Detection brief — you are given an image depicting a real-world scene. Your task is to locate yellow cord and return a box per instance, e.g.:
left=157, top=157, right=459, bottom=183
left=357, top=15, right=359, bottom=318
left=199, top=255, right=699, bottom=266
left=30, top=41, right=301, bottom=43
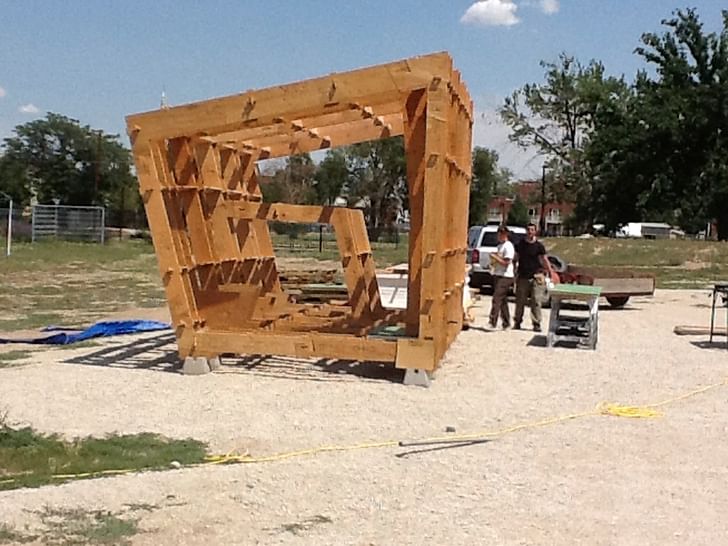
left=1, top=377, right=726, bottom=485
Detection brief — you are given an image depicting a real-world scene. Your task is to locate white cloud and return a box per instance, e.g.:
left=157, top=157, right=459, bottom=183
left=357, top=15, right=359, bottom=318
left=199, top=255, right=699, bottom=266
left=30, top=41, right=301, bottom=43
left=0, top=86, right=6, bottom=98
left=540, top=0, right=559, bottom=14
left=461, top=0, right=520, bottom=27
left=19, top=103, right=39, bottom=114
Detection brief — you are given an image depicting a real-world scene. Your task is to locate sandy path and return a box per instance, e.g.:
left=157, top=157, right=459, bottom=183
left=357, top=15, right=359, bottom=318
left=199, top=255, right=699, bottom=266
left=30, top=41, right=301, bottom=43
left=1, top=289, right=727, bottom=545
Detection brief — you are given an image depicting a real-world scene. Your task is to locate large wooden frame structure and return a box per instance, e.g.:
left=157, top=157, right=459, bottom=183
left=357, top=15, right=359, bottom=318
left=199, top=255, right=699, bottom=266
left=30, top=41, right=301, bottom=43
left=126, top=52, right=473, bottom=373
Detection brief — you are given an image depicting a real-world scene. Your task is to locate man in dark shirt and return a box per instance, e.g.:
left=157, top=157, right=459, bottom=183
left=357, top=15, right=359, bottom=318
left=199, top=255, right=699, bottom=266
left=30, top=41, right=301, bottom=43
left=513, top=223, right=554, bottom=332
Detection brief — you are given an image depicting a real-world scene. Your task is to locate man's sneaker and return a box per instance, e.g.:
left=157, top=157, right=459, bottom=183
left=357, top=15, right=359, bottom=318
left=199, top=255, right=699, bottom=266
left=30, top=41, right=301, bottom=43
left=488, top=319, right=497, bottom=329
left=502, top=323, right=510, bottom=330
left=513, top=322, right=522, bottom=330
left=533, top=324, right=542, bottom=332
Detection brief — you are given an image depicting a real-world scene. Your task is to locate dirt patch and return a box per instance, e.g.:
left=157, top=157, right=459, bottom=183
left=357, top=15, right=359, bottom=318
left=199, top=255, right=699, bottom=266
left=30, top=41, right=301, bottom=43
left=0, top=289, right=726, bottom=544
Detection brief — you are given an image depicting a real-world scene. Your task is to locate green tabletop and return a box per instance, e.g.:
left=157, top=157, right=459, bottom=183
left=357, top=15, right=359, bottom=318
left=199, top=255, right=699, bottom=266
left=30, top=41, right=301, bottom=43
left=550, top=284, right=602, bottom=298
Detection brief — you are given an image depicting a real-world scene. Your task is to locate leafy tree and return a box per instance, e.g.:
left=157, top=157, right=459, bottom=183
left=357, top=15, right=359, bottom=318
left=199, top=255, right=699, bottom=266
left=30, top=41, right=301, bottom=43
left=501, top=54, right=630, bottom=222
left=507, top=195, right=530, bottom=226
left=313, top=149, right=348, bottom=205
left=0, top=113, right=135, bottom=208
left=586, top=9, right=728, bottom=237
left=469, top=147, right=509, bottom=226
left=346, top=137, right=406, bottom=241
left=260, top=153, right=317, bottom=238
left=261, top=153, right=316, bottom=205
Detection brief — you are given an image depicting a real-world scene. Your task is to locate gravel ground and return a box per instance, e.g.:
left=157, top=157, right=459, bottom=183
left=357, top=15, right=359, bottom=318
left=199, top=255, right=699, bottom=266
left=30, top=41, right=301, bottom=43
left=1, top=289, right=727, bottom=545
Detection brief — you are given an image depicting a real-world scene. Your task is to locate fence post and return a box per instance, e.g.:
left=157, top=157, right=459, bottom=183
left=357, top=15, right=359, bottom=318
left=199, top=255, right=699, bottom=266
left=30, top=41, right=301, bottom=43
left=0, top=192, right=11, bottom=257
left=100, top=207, right=106, bottom=244
left=6, top=199, right=11, bottom=257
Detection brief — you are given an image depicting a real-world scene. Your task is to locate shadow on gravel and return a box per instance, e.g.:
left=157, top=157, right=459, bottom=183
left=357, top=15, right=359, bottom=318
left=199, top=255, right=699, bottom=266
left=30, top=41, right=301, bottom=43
left=63, top=333, right=405, bottom=383
left=690, top=340, right=728, bottom=351
left=62, top=332, right=179, bottom=373
left=220, top=354, right=405, bottom=384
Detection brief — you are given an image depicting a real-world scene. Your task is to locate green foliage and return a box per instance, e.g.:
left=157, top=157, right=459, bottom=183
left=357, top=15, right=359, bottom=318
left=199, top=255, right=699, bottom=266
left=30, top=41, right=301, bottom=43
left=0, top=113, right=136, bottom=209
left=586, top=8, right=728, bottom=237
left=507, top=195, right=530, bottom=226
left=261, top=153, right=317, bottom=205
left=313, top=149, right=348, bottom=205
left=346, top=137, right=407, bottom=241
left=469, top=147, right=509, bottom=226
left=503, top=8, right=728, bottom=239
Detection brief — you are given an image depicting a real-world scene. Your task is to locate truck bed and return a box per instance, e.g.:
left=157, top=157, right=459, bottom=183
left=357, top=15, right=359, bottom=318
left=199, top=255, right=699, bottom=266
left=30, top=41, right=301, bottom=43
left=561, top=265, right=656, bottom=298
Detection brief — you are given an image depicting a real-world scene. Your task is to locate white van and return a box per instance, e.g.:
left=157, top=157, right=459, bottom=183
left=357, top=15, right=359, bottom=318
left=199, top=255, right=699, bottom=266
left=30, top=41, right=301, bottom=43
left=467, top=224, right=527, bottom=289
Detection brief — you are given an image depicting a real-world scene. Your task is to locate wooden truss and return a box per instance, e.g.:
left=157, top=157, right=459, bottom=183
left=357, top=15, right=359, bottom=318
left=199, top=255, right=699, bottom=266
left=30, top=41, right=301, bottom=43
left=126, top=52, right=473, bottom=372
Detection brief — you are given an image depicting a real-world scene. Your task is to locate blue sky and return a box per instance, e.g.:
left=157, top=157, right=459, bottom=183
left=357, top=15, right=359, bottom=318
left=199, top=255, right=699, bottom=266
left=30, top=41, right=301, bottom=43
left=1, top=0, right=725, bottom=179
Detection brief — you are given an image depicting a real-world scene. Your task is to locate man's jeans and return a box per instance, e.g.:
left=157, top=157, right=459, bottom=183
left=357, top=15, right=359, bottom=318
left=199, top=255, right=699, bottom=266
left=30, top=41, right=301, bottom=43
left=514, top=276, right=544, bottom=327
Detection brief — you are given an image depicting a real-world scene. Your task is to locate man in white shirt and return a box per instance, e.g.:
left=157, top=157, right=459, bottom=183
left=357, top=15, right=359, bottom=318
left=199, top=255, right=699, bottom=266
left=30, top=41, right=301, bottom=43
left=489, top=225, right=515, bottom=329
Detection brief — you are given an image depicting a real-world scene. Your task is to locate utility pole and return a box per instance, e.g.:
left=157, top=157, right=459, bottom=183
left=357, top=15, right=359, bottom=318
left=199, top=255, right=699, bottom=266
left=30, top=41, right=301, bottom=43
left=540, top=164, right=547, bottom=236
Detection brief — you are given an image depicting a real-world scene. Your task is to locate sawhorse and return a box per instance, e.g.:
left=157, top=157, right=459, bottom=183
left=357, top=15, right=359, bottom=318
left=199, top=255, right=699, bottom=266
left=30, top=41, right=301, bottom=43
left=547, top=284, right=602, bottom=350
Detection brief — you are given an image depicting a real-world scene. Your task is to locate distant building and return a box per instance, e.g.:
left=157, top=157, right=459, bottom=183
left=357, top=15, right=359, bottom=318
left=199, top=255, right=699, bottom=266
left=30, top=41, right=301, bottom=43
left=485, top=181, right=575, bottom=236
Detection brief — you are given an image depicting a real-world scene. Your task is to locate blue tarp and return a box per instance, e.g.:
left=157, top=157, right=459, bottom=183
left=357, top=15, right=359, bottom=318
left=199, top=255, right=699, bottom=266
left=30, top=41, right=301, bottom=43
left=0, top=320, right=171, bottom=345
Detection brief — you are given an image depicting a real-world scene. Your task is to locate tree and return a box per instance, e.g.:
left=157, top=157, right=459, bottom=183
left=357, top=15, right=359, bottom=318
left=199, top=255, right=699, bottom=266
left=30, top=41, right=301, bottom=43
left=469, top=147, right=509, bottom=226
left=313, top=149, right=348, bottom=205
left=260, top=153, right=317, bottom=238
left=346, top=137, right=406, bottom=241
left=261, top=153, right=317, bottom=205
left=585, top=9, right=728, bottom=236
left=0, top=113, right=136, bottom=208
left=507, top=195, right=530, bottom=226
left=500, top=55, right=630, bottom=220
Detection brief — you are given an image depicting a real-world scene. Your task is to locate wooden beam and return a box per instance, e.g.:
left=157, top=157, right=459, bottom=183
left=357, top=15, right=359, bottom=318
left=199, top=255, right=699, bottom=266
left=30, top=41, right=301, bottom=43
left=231, top=115, right=404, bottom=159
left=403, top=88, right=428, bottom=337
left=192, top=330, right=399, bottom=362
left=225, top=201, right=337, bottom=224
left=208, top=101, right=403, bottom=145
left=126, top=52, right=452, bottom=141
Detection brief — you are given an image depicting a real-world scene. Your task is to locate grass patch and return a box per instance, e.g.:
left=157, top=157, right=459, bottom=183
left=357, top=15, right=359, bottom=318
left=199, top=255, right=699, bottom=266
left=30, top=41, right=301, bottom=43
left=0, top=241, right=164, bottom=333
left=545, top=237, right=728, bottom=289
left=0, top=426, right=207, bottom=491
left=0, top=313, right=66, bottom=332
left=0, top=350, right=31, bottom=365
left=35, top=507, right=139, bottom=545
left=0, top=507, right=141, bottom=545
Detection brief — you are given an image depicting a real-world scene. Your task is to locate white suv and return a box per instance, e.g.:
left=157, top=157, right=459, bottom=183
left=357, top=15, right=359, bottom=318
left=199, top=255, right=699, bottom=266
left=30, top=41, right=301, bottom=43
left=467, top=224, right=527, bottom=289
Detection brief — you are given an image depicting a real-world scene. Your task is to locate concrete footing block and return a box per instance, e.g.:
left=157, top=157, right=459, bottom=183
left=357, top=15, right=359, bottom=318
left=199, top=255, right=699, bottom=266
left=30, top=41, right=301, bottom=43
left=208, top=356, right=222, bottom=371
left=403, top=368, right=432, bottom=387
left=182, top=356, right=212, bottom=375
